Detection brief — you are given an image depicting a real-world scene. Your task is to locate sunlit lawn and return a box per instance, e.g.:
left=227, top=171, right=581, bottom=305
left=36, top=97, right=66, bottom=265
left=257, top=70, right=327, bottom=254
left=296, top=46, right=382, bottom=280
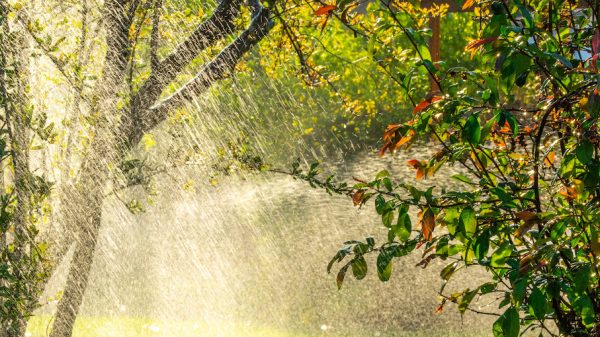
left=26, top=315, right=491, bottom=337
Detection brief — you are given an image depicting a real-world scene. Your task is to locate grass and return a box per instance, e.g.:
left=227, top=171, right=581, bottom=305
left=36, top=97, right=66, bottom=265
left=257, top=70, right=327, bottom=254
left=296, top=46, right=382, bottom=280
left=26, top=316, right=491, bottom=337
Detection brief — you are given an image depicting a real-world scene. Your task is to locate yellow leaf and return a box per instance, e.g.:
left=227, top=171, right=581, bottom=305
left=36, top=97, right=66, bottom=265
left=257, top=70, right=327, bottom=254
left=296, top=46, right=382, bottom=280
left=141, top=133, right=156, bottom=151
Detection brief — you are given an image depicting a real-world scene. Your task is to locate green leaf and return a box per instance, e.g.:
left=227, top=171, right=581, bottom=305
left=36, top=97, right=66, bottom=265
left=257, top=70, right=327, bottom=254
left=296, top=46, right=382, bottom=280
left=394, top=212, right=412, bottom=241
left=502, top=307, right=520, bottom=337
left=337, top=263, right=350, bottom=290
left=382, top=210, right=394, bottom=227
left=351, top=256, right=368, bottom=280
left=458, top=289, right=478, bottom=315
left=576, top=140, right=594, bottom=164
left=375, top=195, right=386, bottom=214
left=474, top=230, right=490, bottom=261
left=440, top=261, right=458, bottom=281
left=451, top=174, right=474, bottom=185
left=459, top=207, right=477, bottom=237
left=382, top=177, right=393, bottom=192
left=528, top=287, right=547, bottom=320
left=574, top=295, right=596, bottom=328
left=463, top=115, right=481, bottom=145
left=490, top=243, right=512, bottom=267
left=375, top=170, right=390, bottom=179
left=377, top=251, right=393, bottom=282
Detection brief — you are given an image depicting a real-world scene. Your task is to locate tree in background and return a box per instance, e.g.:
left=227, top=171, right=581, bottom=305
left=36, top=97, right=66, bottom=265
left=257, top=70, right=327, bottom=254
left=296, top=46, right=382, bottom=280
left=278, top=0, right=599, bottom=336
left=0, top=2, right=52, bottom=335
left=1, top=0, right=272, bottom=336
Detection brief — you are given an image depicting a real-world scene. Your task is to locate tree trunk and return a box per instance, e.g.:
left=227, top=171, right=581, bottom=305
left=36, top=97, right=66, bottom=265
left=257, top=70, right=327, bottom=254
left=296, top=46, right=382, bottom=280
left=48, top=191, right=104, bottom=337
left=49, top=0, right=131, bottom=333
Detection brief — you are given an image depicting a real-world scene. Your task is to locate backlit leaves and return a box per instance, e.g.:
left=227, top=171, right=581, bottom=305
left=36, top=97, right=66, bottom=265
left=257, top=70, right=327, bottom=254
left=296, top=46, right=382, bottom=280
left=419, top=207, right=435, bottom=241
left=314, top=5, right=336, bottom=16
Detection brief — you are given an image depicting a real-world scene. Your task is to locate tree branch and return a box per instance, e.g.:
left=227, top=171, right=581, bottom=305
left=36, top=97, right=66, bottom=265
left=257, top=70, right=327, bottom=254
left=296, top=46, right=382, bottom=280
left=126, top=3, right=273, bottom=146
left=131, top=0, right=244, bottom=114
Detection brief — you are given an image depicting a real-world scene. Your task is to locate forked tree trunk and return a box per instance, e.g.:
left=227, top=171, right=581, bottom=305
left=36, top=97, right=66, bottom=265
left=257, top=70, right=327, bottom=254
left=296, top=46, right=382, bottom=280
left=47, top=1, right=272, bottom=335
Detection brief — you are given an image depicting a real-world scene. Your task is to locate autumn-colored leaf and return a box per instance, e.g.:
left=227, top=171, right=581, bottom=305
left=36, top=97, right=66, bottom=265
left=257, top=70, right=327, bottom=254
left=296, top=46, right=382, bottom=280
left=407, top=159, right=421, bottom=169
left=415, top=254, right=437, bottom=268
left=515, top=210, right=538, bottom=222
left=419, top=208, right=436, bottom=241
left=559, top=186, right=578, bottom=200
left=352, top=190, right=366, bottom=206
left=395, top=129, right=415, bottom=148
left=412, top=96, right=442, bottom=115
left=435, top=298, right=447, bottom=313
left=413, top=100, right=430, bottom=115
left=407, top=159, right=427, bottom=180
left=544, top=151, right=555, bottom=167
left=519, top=254, right=534, bottom=273
left=462, top=0, right=475, bottom=10
left=515, top=211, right=538, bottom=237
left=314, top=5, right=336, bottom=16
left=465, top=36, right=498, bottom=58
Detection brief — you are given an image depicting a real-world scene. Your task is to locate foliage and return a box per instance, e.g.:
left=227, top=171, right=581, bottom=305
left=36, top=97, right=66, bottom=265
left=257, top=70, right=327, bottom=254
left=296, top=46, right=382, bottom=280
left=234, top=0, right=481, bottom=149
left=0, top=6, right=53, bottom=336
left=284, top=0, right=600, bottom=336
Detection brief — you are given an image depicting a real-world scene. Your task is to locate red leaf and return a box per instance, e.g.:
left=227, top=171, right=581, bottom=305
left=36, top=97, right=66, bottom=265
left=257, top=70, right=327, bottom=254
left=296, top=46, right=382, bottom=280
left=314, top=5, right=336, bottom=16
left=412, top=100, right=431, bottom=115
left=407, top=159, right=421, bottom=169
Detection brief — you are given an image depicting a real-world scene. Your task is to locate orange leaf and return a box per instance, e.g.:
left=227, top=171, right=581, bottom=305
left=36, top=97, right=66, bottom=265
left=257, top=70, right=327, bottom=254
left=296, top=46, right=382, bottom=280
left=314, top=5, right=336, bottom=16
left=382, top=124, right=401, bottom=142
left=544, top=151, right=555, bottom=167
left=378, top=142, right=391, bottom=157
left=462, top=0, right=475, bottom=10
left=559, top=186, right=578, bottom=200
left=407, top=159, right=421, bottom=169
left=392, top=129, right=415, bottom=152
left=413, top=100, right=430, bottom=115
left=415, top=167, right=425, bottom=180
left=419, top=208, right=436, bottom=241
left=407, top=159, right=426, bottom=180
left=465, top=37, right=498, bottom=58
left=412, top=96, right=442, bottom=115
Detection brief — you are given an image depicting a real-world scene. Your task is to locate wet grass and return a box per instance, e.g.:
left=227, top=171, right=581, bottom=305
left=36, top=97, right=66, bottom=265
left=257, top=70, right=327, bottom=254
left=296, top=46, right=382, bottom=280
left=26, top=315, right=491, bottom=337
